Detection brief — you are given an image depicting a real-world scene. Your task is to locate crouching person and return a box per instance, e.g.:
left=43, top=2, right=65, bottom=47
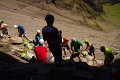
left=34, top=39, right=50, bottom=64
left=100, top=46, right=114, bottom=67
left=21, top=50, right=36, bottom=63
left=0, top=20, right=11, bottom=38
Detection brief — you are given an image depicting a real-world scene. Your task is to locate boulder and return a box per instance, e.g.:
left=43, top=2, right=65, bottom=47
left=9, top=37, right=23, bottom=44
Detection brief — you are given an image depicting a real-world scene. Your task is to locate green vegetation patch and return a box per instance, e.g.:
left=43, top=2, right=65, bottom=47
left=103, top=3, right=120, bottom=26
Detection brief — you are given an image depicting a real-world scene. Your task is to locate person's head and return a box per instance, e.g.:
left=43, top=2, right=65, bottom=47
left=14, top=25, right=18, bottom=29
left=100, top=46, right=105, bottom=52
left=39, top=39, right=44, bottom=46
left=0, top=20, right=3, bottom=26
left=36, top=30, right=40, bottom=34
left=0, top=20, right=3, bottom=23
left=84, top=39, right=89, bottom=44
left=45, top=14, right=54, bottom=26
left=71, top=37, right=76, bottom=43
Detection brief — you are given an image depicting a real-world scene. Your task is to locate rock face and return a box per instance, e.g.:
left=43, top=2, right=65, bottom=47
left=0, top=61, right=115, bottom=80
left=83, top=0, right=104, bottom=13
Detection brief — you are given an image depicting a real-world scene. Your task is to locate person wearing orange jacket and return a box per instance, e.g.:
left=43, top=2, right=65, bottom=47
left=61, top=36, right=71, bottom=56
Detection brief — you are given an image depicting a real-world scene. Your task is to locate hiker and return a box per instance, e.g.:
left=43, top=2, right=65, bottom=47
left=0, top=20, right=11, bottom=38
left=33, top=30, right=42, bottom=46
left=70, top=37, right=84, bottom=62
left=42, top=14, right=62, bottom=67
left=21, top=50, right=36, bottom=62
left=14, top=24, right=29, bottom=40
left=100, top=46, right=114, bottom=67
left=84, top=39, right=95, bottom=59
left=24, top=40, right=33, bottom=50
left=34, top=39, right=51, bottom=64
left=61, top=36, right=71, bottom=57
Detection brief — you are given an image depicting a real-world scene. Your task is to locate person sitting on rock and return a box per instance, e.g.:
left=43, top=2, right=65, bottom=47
left=14, top=24, right=29, bottom=40
left=84, top=39, right=95, bottom=59
left=0, top=20, right=11, bottom=38
left=33, top=30, right=42, bottom=46
left=100, top=46, right=114, bottom=67
left=70, top=37, right=84, bottom=62
left=34, top=39, right=51, bottom=64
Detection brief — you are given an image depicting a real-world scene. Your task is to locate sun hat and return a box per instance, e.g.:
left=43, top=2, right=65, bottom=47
left=45, top=14, right=54, bottom=21
left=84, top=39, right=88, bottom=43
left=14, top=25, right=18, bottom=28
left=39, top=39, right=44, bottom=45
left=71, top=37, right=76, bottom=42
left=37, top=30, right=40, bottom=33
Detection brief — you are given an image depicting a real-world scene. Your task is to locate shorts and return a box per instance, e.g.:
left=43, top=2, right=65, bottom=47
left=19, top=30, right=26, bottom=37
left=71, top=52, right=80, bottom=58
left=104, top=58, right=114, bottom=64
left=62, top=43, right=70, bottom=50
left=88, top=45, right=95, bottom=56
left=49, top=44, right=62, bottom=62
left=2, top=29, right=8, bottom=34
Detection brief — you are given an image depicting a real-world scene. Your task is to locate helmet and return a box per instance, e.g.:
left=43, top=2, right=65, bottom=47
left=39, top=39, right=44, bottom=45
left=37, top=30, right=40, bottom=33
left=45, top=14, right=54, bottom=21
left=14, top=25, right=18, bottom=28
left=71, top=37, right=76, bottom=42
left=84, top=39, right=88, bottom=43
left=0, top=20, right=3, bottom=23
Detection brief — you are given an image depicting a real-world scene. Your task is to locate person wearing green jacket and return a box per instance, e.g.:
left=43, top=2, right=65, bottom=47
left=70, top=37, right=84, bottom=62
left=100, top=46, right=114, bottom=66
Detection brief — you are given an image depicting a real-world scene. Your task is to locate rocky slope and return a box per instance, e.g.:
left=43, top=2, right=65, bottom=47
left=0, top=0, right=120, bottom=80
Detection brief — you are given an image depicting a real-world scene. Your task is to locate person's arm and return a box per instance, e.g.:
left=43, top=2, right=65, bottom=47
left=23, top=34, right=29, bottom=41
left=70, top=43, right=74, bottom=53
left=58, top=30, right=62, bottom=43
left=81, top=44, right=84, bottom=51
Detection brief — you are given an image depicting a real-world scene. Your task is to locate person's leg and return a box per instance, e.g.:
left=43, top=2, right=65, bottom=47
left=2, top=28, right=11, bottom=38
left=104, top=58, right=107, bottom=66
left=66, top=44, right=71, bottom=55
left=77, top=52, right=82, bottom=62
left=49, top=44, right=59, bottom=67
left=56, top=44, right=62, bottom=67
left=70, top=54, right=73, bottom=61
left=90, top=46, right=95, bottom=59
left=19, top=32, right=22, bottom=37
left=62, top=47, right=66, bottom=55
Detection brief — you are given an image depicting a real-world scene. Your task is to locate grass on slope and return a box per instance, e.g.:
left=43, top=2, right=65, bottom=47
left=102, top=3, right=120, bottom=27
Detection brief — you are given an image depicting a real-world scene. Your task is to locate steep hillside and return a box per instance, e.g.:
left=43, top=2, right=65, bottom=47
left=0, top=0, right=120, bottom=80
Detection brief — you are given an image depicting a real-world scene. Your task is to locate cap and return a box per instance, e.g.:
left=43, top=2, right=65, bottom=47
left=14, top=25, right=18, bottom=28
left=71, top=37, right=76, bottom=42
left=39, top=39, right=44, bottom=45
left=37, top=30, right=40, bottom=33
left=84, top=39, right=88, bottom=43
left=0, top=20, right=3, bottom=23
left=45, top=14, right=54, bottom=21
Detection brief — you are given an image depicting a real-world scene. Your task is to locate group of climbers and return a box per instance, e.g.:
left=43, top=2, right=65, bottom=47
left=0, top=14, right=114, bottom=67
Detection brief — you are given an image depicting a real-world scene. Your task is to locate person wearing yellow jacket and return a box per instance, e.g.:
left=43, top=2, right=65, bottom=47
left=100, top=46, right=114, bottom=66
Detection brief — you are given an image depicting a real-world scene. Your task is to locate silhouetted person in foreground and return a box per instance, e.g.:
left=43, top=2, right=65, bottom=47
left=42, top=14, right=62, bottom=67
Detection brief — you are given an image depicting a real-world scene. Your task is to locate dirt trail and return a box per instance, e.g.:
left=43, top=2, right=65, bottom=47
left=0, top=0, right=120, bottom=62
